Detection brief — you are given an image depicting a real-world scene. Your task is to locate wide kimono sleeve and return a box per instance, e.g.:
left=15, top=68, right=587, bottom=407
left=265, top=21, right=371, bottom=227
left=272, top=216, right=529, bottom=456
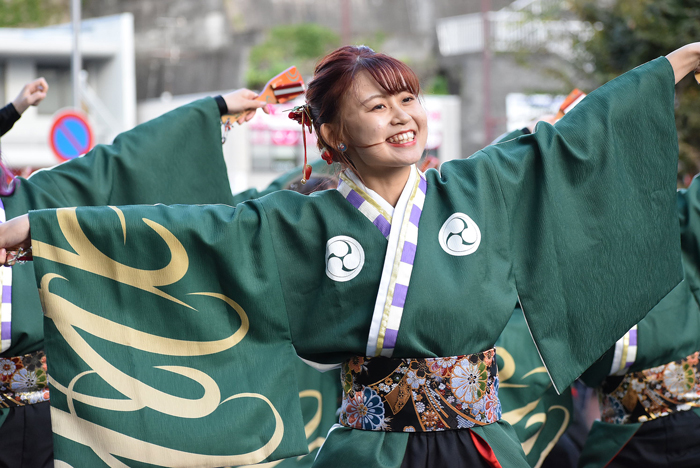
left=481, top=57, right=683, bottom=392
left=2, top=97, right=235, bottom=358
left=26, top=202, right=308, bottom=467
left=582, top=178, right=700, bottom=387
left=678, top=175, right=700, bottom=304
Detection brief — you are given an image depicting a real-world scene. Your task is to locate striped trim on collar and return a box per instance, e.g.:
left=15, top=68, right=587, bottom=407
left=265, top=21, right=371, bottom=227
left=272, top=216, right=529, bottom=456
left=0, top=199, right=12, bottom=353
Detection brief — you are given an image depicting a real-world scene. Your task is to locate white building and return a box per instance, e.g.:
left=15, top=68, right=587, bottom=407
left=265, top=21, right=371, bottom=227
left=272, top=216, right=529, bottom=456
left=0, top=13, right=136, bottom=168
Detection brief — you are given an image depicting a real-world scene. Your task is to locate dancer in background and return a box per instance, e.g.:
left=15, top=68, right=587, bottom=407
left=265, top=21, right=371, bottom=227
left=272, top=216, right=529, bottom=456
left=577, top=174, right=700, bottom=468
left=0, top=78, right=49, bottom=138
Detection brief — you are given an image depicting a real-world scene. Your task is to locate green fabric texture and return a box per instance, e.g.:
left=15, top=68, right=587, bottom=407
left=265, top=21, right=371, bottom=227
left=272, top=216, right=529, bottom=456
left=486, top=57, right=682, bottom=392
left=577, top=420, right=641, bottom=468
left=583, top=176, right=700, bottom=387
left=576, top=174, right=700, bottom=467
left=496, top=308, right=573, bottom=467
left=30, top=203, right=309, bottom=466
left=678, top=176, right=700, bottom=305
left=27, top=57, right=682, bottom=467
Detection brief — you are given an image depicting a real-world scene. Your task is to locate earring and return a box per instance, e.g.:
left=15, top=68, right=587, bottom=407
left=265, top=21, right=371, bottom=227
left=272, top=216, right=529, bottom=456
left=337, top=143, right=347, bottom=152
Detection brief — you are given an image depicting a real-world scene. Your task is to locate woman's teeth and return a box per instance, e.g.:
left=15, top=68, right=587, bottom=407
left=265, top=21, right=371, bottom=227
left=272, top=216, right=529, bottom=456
left=387, top=131, right=416, bottom=144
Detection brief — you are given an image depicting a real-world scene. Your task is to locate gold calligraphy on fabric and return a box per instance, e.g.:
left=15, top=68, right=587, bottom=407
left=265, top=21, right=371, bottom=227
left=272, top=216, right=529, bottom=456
left=496, top=346, right=570, bottom=468
left=33, top=207, right=285, bottom=467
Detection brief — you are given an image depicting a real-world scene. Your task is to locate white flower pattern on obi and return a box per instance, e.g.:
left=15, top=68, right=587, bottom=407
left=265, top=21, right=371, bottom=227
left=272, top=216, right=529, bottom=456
left=662, top=362, right=694, bottom=394
left=10, top=368, right=40, bottom=392
left=406, top=371, right=425, bottom=389
left=0, top=358, right=16, bottom=378
left=451, top=358, right=488, bottom=404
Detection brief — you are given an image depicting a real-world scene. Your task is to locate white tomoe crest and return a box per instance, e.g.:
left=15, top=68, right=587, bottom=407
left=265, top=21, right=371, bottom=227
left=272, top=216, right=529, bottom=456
left=438, top=213, right=481, bottom=256
left=325, top=236, right=365, bottom=282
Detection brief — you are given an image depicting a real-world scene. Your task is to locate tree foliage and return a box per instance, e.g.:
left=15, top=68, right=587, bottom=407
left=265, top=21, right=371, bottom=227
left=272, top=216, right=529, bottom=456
left=0, top=0, right=68, bottom=28
left=569, top=0, right=700, bottom=185
left=246, top=24, right=340, bottom=90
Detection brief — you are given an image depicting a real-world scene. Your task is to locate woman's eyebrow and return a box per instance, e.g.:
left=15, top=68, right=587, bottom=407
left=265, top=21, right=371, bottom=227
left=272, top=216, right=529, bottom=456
left=360, top=93, right=386, bottom=105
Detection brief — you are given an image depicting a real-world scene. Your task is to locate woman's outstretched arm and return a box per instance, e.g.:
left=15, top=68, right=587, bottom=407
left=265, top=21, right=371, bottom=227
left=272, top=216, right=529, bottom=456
left=666, top=42, right=700, bottom=84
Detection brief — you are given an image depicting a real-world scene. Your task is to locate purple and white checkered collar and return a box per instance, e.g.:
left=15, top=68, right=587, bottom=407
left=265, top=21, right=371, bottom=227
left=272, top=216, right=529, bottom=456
left=0, top=198, right=12, bottom=353
left=337, top=166, right=428, bottom=358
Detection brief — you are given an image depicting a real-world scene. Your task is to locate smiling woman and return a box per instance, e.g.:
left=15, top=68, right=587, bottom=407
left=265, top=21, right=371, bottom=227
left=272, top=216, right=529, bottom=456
left=0, top=44, right=698, bottom=468
left=301, top=46, right=427, bottom=206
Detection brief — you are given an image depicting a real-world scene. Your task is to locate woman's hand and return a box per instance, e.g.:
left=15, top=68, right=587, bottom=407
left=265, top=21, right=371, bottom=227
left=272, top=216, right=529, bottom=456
left=0, top=214, right=32, bottom=266
left=12, top=78, right=49, bottom=115
left=666, top=43, right=700, bottom=84
left=222, top=89, right=271, bottom=125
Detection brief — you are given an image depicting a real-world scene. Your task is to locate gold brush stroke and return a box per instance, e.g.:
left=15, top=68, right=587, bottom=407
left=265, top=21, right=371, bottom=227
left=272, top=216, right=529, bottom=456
left=239, top=390, right=325, bottom=468
left=34, top=209, right=286, bottom=465
left=32, top=207, right=192, bottom=309
left=531, top=406, right=570, bottom=468
left=51, top=394, right=284, bottom=467
left=496, top=347, right=527, bottom=388
left=501, top=399, right=541, bottom=426
left=109, top=207, right=127, bottom=244
left=42, top=274, right=222, bottom=418
left=298, top=390, right=323, bottom=439
left=522, top=367, right=548, bottom=379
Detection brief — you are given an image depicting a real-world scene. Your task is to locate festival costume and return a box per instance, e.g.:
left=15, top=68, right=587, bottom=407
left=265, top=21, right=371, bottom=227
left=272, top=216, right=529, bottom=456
left=577, top=175, right=700, bottom=468
left=0, top=98, right=338, bottom=467
left=23, top=57, right=682, bottom=467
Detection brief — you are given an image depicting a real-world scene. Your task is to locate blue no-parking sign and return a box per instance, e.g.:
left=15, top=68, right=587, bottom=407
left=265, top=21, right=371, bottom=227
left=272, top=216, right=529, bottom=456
left=49, top=109, right=94, bottom=162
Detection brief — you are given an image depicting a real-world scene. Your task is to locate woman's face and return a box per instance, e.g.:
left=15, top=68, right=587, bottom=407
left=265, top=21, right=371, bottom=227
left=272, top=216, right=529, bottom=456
left=337, top=71, right=427, bottom=176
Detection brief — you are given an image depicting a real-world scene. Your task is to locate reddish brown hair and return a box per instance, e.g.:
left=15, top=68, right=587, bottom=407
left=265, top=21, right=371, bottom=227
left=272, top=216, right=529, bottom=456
left=305, top=46, right=421, bottom=169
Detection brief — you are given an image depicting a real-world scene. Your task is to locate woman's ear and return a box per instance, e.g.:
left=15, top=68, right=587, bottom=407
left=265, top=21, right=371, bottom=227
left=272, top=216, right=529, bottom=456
left=319, top=123, right=338, bottom=148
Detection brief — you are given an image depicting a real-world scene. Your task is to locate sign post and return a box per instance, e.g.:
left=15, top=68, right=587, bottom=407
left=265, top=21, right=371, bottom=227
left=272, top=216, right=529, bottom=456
left=49, top=109, right=94, bottom=162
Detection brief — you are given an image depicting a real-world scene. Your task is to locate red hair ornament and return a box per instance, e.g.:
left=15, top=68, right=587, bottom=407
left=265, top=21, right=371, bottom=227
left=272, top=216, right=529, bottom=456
left=288, top=104, right=333, bottom=183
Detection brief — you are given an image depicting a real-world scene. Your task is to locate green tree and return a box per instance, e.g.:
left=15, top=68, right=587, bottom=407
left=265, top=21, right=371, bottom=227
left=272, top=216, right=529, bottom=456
left=247, top=24, right=340, bottom=90
left=569, top=0, right=700, bottom=185
left=0, top=0, right=68, bottom=28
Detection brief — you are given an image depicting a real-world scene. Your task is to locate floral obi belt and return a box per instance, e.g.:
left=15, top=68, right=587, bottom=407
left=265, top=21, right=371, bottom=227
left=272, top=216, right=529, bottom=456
left=599, top=351, right=700, bottom=424
left=339, top=348, right=501, bottom=432
left=0, top=350, right=50, bottom=408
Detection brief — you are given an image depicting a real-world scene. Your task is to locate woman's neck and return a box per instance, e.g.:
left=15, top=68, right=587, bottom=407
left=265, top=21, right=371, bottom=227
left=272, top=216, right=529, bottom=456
left=353, top=165, right=412, bottom=207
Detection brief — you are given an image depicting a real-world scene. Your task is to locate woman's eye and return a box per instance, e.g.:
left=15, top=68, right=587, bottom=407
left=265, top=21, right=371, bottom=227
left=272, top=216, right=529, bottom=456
left=372, top=104, right=386, bottom=110
left=403, top=96, right=415, bottom=103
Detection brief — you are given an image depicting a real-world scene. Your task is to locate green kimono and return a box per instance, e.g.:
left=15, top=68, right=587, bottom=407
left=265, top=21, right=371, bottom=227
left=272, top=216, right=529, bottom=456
left=27, top=57, right=681, bottom=467
left=578, top=175, right=700, bottom=468
left=0, top=98, right=339, bottom=466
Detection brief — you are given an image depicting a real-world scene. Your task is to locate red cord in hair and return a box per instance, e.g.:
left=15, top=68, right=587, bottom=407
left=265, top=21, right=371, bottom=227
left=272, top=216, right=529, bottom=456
left=288, top=106, right=313, bottom=183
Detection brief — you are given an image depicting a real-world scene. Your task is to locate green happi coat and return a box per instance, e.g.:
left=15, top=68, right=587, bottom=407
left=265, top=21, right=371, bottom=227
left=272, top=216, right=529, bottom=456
left=26, top=57, right=681, bottom=467
left=0, top=98, right=339, bottom=466
left=577, top=175, right=700, bottom=468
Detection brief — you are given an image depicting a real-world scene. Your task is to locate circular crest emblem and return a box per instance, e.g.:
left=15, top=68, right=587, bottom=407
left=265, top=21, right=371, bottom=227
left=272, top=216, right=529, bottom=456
left=438, top=213, right=481, bottom=256
left=326, top=236, right=365, bottom=282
